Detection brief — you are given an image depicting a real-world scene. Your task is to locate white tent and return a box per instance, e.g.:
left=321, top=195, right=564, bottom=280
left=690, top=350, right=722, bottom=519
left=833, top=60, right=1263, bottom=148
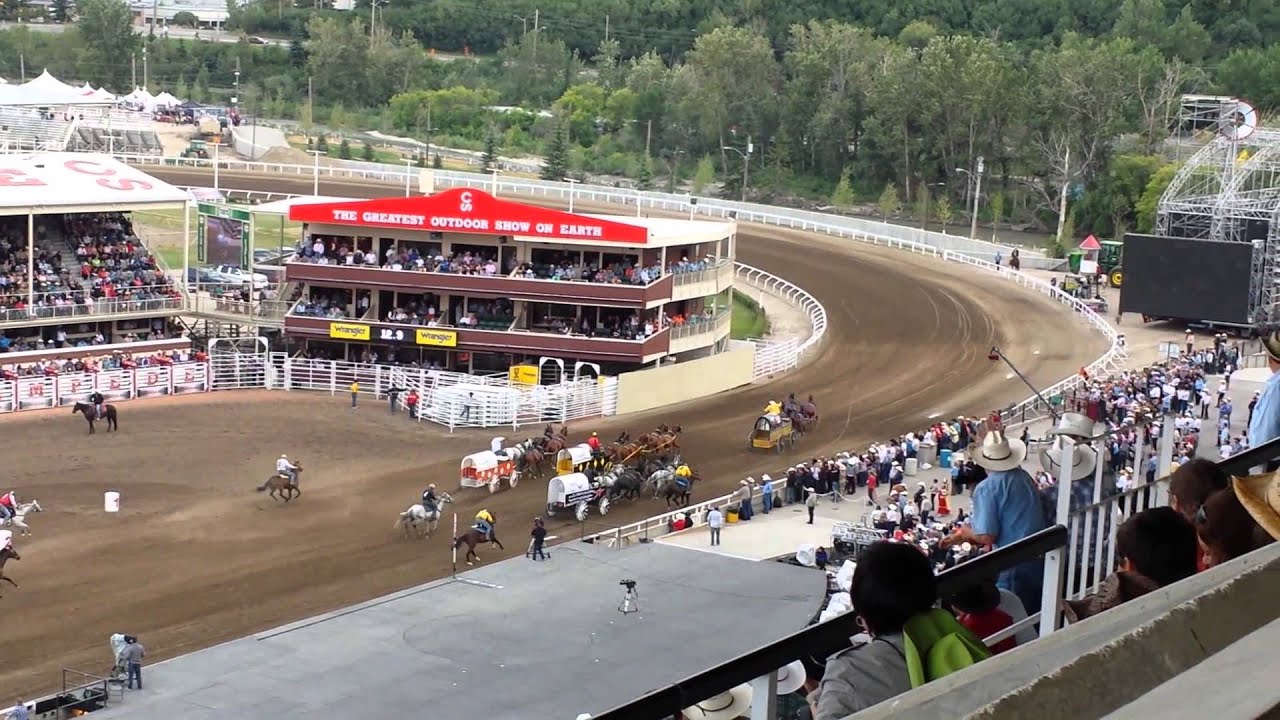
left=122, top=86, right=156, bottom=111
left=22, top=69, right=78, bottom=95
left=0, top=83, right=112, bottom=107
left=91, top=87, right=116, bottom=102
left=154, top=91, right=180, bottom=108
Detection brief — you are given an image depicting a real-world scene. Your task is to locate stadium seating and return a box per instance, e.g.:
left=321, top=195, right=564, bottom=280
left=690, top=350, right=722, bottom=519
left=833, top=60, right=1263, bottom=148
left=0, top=106, right=74, bottom=151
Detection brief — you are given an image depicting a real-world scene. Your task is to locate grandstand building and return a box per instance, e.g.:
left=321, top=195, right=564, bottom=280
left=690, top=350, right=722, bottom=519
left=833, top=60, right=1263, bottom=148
left=0, top=153, right=193, bottom=372
left=280, top=188, right=736, bottom=375
left=0, top=71, right=165, bottom=154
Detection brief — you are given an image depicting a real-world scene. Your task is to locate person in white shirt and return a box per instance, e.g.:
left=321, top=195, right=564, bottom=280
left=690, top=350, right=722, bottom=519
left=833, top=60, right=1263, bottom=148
left=707, top=507, right=724, bottom=546
left=275, top=454, right=299, bottom=487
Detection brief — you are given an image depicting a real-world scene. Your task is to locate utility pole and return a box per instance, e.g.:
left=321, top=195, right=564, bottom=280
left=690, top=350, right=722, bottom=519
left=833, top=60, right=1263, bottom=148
left=1055, top=146, right=1072, bottom=245
left=131, top=53, right=136, bottom=88
left=142, top=45, right=149, bottom=91
left=604, top=14, right=609, bottom=42
left=18, top=54, right=24, bottom=83
left=532, top=8, right=539, bottom=63
left=969, top=155, right=984, bottom=240
left=645, top=119, right=652, bottom=157
left=742, top=135, right=752, bottom=203
left=150, top=0, right=158, bottom=38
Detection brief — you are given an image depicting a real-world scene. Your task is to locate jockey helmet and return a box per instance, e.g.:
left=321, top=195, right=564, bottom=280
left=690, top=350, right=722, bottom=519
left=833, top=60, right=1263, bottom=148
left=428, top=483, right=436, bottom=489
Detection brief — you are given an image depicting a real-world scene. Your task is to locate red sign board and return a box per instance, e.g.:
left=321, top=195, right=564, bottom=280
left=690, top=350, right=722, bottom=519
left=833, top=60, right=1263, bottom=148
left=288, top=188, right=649, bottom=244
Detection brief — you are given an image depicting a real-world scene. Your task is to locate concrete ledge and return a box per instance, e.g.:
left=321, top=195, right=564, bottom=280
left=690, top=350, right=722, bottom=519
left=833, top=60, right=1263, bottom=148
left=848, top=542, right=1280, bottom=720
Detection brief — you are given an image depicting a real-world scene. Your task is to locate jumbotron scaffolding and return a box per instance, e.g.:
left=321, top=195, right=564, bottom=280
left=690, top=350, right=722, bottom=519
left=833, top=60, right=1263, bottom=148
left=1156, top=95, right=1279, bottom=323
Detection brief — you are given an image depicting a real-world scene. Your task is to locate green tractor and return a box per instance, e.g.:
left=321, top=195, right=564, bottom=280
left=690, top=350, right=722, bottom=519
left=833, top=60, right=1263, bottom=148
left=1099, top=240, right=1123, bottom=288
left=181, top=139, right=210, bottom=160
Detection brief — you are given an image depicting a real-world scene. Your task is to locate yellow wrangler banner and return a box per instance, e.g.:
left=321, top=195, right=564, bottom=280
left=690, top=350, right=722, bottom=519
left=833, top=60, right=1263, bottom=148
left=415, top=328, right=458, bottom=347
left=329, top=322, right=371, bottom=341
left=508, top=365, right=539, bottom=385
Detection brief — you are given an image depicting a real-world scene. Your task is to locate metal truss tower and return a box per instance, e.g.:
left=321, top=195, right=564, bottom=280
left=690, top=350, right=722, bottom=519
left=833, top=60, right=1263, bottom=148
left=1156, top=96, right=1278, bottom=323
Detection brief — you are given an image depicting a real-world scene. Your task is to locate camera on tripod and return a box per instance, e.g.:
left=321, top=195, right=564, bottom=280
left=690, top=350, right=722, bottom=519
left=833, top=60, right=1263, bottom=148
left=619, top=579, right=637, bottom=590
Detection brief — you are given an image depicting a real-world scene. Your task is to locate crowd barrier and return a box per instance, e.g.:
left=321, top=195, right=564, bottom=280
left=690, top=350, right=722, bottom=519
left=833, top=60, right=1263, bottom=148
left=0, top=363, right=211, bottom=412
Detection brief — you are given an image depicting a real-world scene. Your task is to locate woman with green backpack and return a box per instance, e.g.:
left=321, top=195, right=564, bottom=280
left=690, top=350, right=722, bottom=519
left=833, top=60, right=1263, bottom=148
left=809, top=542, right=992, bottom=719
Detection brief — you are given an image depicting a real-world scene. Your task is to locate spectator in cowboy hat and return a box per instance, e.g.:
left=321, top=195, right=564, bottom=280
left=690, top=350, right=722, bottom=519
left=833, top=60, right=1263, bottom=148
left=940, top=430, right=1048, bottom=614
left=1248, top=329, right=1280, bottom=465
left=1194, top=487, right=1274, bottom=568
left=1232, top=470, right=1280, bottom=543
left=682, top=683, right=753, bottom=720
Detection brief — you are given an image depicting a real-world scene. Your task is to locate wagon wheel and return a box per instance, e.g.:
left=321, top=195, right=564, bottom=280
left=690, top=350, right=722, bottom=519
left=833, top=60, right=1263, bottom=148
left=574, top=502, right=589, bottom=522
left=488, top=478, right=499, bottom=494
left=598, top=497, right=611, bottom=515
left=774, top=438, right=783, bottom=454
left=747, top=432, right=756, bottom=450
left=547, top=503, right=558, bottom=517
left=508, top=472, right=519, bottom=489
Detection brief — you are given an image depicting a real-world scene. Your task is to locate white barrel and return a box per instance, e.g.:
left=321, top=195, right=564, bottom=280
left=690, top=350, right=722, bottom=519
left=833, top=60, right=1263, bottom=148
left=905, top=458, right=919, bottom=477
left=104, top=491, right=121, bottom=513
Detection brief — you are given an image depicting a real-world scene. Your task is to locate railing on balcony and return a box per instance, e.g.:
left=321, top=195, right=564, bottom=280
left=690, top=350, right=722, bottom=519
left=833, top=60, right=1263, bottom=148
left=670, top=309, right=730, bottom=339
left=190, top=295, right=292, bottom=323
left=672, top=258, right=732, bottom=286
left=587, top=435, right=1280, bottom=720
left=0, top=295, right=185, bottom=325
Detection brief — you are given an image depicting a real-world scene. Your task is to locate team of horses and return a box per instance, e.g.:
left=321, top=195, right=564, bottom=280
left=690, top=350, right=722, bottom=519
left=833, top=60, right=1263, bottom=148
left=0, top=498, right=44, bottom=599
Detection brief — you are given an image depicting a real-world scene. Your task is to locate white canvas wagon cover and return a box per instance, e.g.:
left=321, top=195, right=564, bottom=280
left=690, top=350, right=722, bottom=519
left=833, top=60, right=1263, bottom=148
left=461, top=450, right=501, bottom=474
left=547, top=472, right=593, bottom=505
left=556, top=443, right=594, bottom=472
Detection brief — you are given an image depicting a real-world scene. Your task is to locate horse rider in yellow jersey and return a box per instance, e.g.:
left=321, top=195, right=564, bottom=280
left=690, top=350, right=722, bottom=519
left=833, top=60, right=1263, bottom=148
left=474, top=509, right=496, bottom=540
left=674, top=462, right=693, bottom=490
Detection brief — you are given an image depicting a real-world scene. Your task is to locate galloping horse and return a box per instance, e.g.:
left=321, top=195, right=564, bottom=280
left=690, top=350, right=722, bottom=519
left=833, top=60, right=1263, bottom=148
left=453, top=515, right=504, bottom=565
left=801, top=395, right=820, bottom=425
left=256, top=464, right=304, bottom=502
left=394, top=493, right=454, bottom=538
left=72, top=401, right=117, bottom=434
left=538, top=424, right=571, bottom=454
left=0, top=544, right=18, bottom=598
left=600, top=467, right=644, bottom=501
left=508, top=440, right=546, bottom=477
left=787, top=411, right=816, bottom=435
left=4, top=500, right=43, bottom=537
left=654, top=468, right=699, bottom=508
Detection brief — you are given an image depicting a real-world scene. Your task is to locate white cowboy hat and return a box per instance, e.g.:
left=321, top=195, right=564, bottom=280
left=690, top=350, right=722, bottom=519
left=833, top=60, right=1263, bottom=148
left=1049, top=412, right=1106, bottom=440
left=1233, top=471, right=1280, bottom=541
left=280, top=454, right=288, bottom=459
left=775, top=659, right=807, bottom=695
left=762, top=474, right=772, bottom=482
left=978, top=431, right=1026, bottom=472
left=683, top=684, right=753, bottom=720
left=1039, top=437, right=1098, bottom=482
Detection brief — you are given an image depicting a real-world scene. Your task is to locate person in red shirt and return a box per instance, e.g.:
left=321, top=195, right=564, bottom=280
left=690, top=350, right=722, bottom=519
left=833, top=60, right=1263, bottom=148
left=587, top=432, right=601, bottom=452
left=950, top=582, right=1016, bottom=654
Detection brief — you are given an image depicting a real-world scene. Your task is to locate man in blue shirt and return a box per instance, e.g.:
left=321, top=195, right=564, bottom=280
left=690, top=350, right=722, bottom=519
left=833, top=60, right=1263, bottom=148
left=1248, top=331, right=1280, bottom=466
left=941, top=430, right=1048, bottom=614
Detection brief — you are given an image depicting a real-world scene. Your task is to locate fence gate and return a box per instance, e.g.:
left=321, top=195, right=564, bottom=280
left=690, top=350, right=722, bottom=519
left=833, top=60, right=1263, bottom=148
left=208, top=337, right=271, bottom=390
left=538, top=357, right=565, bottom=385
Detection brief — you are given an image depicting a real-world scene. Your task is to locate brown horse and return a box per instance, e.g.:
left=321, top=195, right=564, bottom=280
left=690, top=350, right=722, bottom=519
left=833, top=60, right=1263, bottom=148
left=788, top=412, right=815, bottom=435
left=0, top=545, right=19, bottom=598
left=256, top=464, right=303, bottom=502
left=512, top=441, right=546, bottom=477
left=453, top=518, right=504, bottom=565
left=540, top=423, right=571, bottom=454
left=801, top=395, right=820, bottom=424
left=72, top=401, right=117, bottom=434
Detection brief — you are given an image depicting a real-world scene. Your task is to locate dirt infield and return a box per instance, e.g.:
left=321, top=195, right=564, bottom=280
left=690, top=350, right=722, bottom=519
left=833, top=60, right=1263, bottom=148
left=0, top=170, right=1105, bottom=698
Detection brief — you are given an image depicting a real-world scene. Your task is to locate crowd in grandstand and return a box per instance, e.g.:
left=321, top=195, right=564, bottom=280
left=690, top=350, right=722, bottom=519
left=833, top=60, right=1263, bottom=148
left=68, top=214, right=181, bottom=305
left=0, top=348, right=204, bottom=379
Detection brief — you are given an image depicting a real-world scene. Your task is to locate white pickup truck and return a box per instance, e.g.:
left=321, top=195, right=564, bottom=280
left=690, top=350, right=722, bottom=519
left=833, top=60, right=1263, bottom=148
left=209, top=265, right=270, bottom=288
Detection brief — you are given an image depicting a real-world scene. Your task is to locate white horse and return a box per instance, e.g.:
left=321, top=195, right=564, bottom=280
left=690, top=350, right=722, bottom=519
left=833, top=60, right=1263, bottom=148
left=393, top=493, right=454, bottom=538
left=3, top=500, right=43, bottom=537
left=645, top=467, right=676, bottom=499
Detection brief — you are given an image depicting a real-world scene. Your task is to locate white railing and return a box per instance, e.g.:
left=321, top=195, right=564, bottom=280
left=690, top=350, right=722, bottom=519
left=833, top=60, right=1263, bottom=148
left=0, top=295, right=185, bottom=325
left=670, top=309, right=730, bottom=339
left=746, top=337, right=800, bottom=380
left=734, top=262, right=829, bottom=357
left=672, top=259, right=732, bottom=286
left=115, top=153, right=1057, bottom=266
left=0, top=362, right=210, bottom=413
left=271, top=354, right=615, bottom=429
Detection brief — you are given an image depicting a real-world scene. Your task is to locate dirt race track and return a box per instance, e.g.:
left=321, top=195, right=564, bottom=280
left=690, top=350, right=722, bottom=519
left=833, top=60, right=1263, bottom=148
left=0, top=169, right=1106, bottom=698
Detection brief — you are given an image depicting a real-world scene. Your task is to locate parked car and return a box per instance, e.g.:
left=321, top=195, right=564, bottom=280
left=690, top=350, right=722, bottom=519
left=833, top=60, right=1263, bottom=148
left=209, top=265, right=270, bottom=288
left=185, top=267, right=218, bottom=285
left=253, top=248, right=294, bottom=265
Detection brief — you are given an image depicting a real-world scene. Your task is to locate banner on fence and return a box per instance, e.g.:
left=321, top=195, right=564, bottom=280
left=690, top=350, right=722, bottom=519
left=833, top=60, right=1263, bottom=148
left=136, top=367, right=173, bottom=398
left=16, top=377, right=56, bottom=410
left=173, top=363, right=210, bottom=393
left=0, top=380, right=15, bottom=412
left=98, top=369, right=135, bottom=402
left=0, top=363, right=209, bottom=415
left=56, top=372, right=97, bottom=406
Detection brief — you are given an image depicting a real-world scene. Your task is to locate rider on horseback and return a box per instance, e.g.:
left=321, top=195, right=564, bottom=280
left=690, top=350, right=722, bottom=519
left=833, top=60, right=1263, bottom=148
left=276, top=454, right=299, bottom=487
left=89, top=390, right=106, bottom=420
left=674, top=463, right=693, bottom=490
left=0, top=491, right=15, bottom=525
left=783, top=393, right=799, bottom=416
left=421, top=484, right=438, bottom=513
left=473, top=509, right=495, bottom=541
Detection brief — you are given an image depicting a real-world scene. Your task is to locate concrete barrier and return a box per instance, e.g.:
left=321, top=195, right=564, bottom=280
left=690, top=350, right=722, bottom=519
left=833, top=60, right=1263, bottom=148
left=614, top=345, right=754, bottom=415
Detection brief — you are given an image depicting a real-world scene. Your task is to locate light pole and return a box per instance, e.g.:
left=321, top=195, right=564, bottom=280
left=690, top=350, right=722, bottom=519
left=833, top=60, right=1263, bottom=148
left=564, top=177, right=580, bottom=213
left=721, top=137, right=753, bottom=203
left=307, top=149, right=324, bottom=196
left=921, top=181, right=946, bottom=232
left=490, top=169, right=502, bottom=196
left=956, top=157, right=985, bottom=240
left=403, top=158, right=414, bottom=197
left=211, top=141, right=222, bottom=190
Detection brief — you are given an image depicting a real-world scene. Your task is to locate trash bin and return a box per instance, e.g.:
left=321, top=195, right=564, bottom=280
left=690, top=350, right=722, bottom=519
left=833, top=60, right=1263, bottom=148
left=939, top=448, right=953, bottom=470
left=918, top=441, right=937, bottom=467
left=1067, top=250, right=1083, bottom=273
left=726, top=508, right=740, bottom=524
left=905, top=458, right=919, bottom=477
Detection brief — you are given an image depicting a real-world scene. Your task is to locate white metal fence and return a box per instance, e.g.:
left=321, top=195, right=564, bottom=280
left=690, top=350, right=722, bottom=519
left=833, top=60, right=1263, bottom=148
left=115, top=153, right=1060, bottom=267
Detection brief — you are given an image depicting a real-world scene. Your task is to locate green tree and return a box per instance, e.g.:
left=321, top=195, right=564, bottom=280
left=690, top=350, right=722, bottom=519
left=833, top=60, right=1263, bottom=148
left=540, top=122, right=570, bottom=181
left=76, top=0, right=140, bottom=88
left=361, top=142, right=375, bottom=161
left=915, top=184, right=931, bottom=226
left=636, top=158, right=653, bottom=190
left=877, top=183, right=900, bottom=220
left=339, top=138, right=352, bottom=160
left=288, top=35, right=307, bottom=68
left=1135, top=162, right=1180, bottom=233
left=691, top=155, right=716, bottom=195
left=432, top=154, right=443, bottom=170
left=316, top=134, right=329, bottom=152
left=989, top=191, right=1006, bottom=240
left=171, top=10, right=197, bottom=27
left=49, top=0, right=71, bottom=21
left=935, top=196, right=954, bottom=232
left=481, top=132, right=498, bottom=172
left=831, top=169, right=855, bottom=210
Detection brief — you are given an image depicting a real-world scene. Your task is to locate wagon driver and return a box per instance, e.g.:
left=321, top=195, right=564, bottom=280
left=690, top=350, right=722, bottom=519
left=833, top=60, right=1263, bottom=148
left=89, top=389, right=106, bottom=420
left=474, top=508, right=496, bottom=541
left=764, top=399, right=782, bottom=427
left=588, top=431, right=602, bottom=455
left=421, top=483, right=439, bottom=513
left=276, top=454, right=299, bottom=487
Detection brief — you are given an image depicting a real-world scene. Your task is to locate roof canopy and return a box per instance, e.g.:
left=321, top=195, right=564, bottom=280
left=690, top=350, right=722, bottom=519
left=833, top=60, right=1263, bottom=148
left=23, top=69, right=78, bottom=94
left=0, top=153, right=191, bottom=216
left=0, top=80, right=114, bottom=107
left=288, top=188, right=651, bottom=244
left=1079, top=234, right=1102, bottom=251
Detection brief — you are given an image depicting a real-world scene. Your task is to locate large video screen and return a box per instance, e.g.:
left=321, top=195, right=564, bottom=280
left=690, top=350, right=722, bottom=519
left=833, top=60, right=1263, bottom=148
left=204, top=215, right=245, bottom=268
left=1118, top=233, right=1253, bottom=324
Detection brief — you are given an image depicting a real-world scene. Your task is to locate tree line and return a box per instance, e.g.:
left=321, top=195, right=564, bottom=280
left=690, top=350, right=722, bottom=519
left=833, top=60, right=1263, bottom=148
left=1, top=0, right=1277, bottom=245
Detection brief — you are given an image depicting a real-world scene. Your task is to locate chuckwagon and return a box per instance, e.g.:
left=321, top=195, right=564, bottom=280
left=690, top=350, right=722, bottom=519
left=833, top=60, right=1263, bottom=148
left=555, top=443, right=611, bottom=475
left=546, top=472, right=610, bottom=522
left=459, top=450, right=520, bottom=494
left=749, top=416, right=796, bottom=452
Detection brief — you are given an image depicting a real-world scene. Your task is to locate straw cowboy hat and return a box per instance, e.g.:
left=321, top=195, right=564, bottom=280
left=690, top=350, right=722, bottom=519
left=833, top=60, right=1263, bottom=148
left=683, top=684, right=753, bottom=720
left=978, top=431, right=1026, bottom=472
left=1233, top=471, right=1280, bottom=541
left=775, top=659, right=807, bottom=695
left=1049, top=412, right=1106, bottom=441
left=1039, top=436, right=1099, bottom=482
left=1261, top=329, right=1280, bottom=362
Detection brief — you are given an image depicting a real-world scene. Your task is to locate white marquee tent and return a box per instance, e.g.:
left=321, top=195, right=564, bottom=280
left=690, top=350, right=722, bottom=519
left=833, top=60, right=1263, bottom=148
left=23, top=70, right=78, bottom=95
left=154, top=92, right=180, bottom=108
left=0, top=69, right=113, bottom=107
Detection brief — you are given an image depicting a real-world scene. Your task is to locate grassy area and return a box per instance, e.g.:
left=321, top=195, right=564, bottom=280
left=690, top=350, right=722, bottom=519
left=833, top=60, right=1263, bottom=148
left=286, top=139, right=543, bottom=179
left=129, top=207, right=302, bottom=269
left=730, top=290, right=769, bottom=340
